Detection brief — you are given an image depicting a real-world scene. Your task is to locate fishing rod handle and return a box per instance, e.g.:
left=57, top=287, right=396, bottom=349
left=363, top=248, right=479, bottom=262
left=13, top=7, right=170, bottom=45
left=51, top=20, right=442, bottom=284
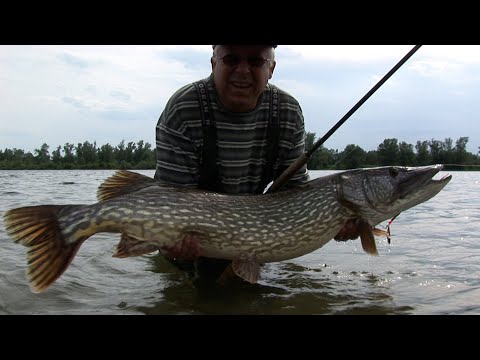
left=266, top=152, right=309, bottom=193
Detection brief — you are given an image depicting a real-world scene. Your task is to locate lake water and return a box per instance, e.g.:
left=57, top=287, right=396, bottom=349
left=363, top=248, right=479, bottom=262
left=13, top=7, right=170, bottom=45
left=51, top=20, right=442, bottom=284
left=0, top=169, right=479, bottom=315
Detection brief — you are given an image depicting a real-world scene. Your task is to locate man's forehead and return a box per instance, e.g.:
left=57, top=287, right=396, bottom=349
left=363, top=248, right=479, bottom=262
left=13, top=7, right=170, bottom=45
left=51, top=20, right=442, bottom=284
left=212, top=45, right=277, bottom=49
left=216, top=45, right=274, bottom=54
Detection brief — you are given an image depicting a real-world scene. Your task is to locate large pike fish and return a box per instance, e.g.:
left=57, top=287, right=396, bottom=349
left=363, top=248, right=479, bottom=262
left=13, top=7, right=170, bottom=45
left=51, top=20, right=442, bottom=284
left=3, top=165, right=451, bottom=293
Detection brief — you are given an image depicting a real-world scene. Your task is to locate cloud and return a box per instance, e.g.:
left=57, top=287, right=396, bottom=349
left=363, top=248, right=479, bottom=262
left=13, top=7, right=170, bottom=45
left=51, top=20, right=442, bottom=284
left=58, top=52, right=90, bottom=69
left=280, top=45, right=416, bottom=63
left=1, top=45, right=479, bottom=155
left=109, top=90, right=131, bottom=102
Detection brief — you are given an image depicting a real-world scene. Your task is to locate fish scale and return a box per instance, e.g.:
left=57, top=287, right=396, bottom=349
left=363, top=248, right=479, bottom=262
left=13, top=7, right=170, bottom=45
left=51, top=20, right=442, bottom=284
left=57, top=182, right=345, bottom=262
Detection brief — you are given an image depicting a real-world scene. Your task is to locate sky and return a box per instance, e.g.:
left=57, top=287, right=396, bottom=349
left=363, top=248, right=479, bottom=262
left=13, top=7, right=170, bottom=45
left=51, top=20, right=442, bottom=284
left=1, top=45, right=479, bottom=155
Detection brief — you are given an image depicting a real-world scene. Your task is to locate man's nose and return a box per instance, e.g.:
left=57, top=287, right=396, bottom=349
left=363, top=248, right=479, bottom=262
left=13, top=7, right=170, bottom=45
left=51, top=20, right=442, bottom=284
left=234, top=58, right=252, bottom=73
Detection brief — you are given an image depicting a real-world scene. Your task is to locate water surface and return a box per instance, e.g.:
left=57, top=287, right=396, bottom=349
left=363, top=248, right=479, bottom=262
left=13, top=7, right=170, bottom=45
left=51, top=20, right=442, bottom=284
left=1, top=169, right=478, bottom=315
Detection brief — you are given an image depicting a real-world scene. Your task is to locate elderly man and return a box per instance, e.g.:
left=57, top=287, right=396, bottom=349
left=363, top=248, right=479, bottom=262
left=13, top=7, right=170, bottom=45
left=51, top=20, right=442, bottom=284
left=154, top=45, right=309, bottom=283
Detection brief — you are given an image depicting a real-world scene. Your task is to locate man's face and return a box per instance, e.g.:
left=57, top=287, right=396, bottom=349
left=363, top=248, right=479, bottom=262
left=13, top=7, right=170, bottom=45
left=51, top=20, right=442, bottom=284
left=211, top=45, right=276, bottom=113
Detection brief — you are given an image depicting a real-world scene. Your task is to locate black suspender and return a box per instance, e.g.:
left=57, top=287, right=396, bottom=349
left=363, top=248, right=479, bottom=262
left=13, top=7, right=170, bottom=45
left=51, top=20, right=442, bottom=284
left=256, top=84, right=280, bottom=194
left=193, top=80, right=280, bottom=194
left=193, top=79, right=223, bottom=192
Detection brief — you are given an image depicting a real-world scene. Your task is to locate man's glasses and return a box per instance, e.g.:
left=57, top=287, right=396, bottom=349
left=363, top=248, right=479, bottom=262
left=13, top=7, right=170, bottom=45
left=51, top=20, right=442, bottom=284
left=215, top=54, right=272, bottom=68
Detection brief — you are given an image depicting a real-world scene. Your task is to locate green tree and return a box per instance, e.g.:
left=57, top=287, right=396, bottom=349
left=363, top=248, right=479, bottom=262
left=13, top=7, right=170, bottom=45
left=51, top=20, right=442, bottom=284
left=338, top=144, right=366, bottom=169
left=34, top=143, right=50, bottom=164
left=398, top=141, right=416, bottom=166
left=364, top=150, right=378, bottom=167
left=428, top=139, right=444, bottom=164
left=51, top=145, right=62, bottom=165
left=115, top=140, right=127, bottom=164
left=442, top=137, right=454, bottom=165
left=415, top=140, right=431, bottom=165
left=62, top=143, right=76, bottom=168
left=125, top=141, right=137, bottom=164
left=304, top=132, right=338, bottom=170
left=98, top=143, right=115, bottom=166
left=454, top=137, right=469, bottom=165
left=76, top=141, right=98, bottom=166
left=377, top=138, right=399, bottom=165
left=133, top=140, right=155, bottom=168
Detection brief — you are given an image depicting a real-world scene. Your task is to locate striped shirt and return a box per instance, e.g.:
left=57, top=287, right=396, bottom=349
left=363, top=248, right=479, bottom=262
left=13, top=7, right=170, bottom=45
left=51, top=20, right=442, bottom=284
left=154, top=74, right=309, bottom=194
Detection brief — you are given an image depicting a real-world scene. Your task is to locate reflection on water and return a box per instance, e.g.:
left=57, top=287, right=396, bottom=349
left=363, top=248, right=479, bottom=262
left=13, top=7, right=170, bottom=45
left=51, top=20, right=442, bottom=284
left=135, top=255, right=413, bottom=315
left=1, top=169, right=479, bottom=315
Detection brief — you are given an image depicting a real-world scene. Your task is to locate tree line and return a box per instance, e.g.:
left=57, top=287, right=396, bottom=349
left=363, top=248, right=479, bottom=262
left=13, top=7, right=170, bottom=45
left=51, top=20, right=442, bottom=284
left=0, top=134, right=479, bottom=170
left=305, top=134, right=480, bottom=171
left=0, top=140, right=155, bottom=170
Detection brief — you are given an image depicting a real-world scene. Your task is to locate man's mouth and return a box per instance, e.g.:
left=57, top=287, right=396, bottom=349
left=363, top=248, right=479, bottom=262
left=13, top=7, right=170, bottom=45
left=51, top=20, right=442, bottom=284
left=231, top=81, right=251, bottom=88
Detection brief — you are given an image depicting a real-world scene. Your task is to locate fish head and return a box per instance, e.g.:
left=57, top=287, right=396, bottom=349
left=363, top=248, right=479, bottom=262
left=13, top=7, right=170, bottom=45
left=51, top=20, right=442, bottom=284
left=338, top=164, right=452, bottom=225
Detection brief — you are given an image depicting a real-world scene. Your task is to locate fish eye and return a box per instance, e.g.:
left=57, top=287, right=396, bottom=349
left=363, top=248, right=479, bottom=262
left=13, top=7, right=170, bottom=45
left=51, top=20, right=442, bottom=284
left=389, top=168, right=399, bottom=177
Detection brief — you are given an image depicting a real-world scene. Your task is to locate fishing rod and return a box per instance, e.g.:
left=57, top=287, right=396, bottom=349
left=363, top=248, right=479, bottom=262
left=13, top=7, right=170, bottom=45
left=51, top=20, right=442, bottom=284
left=266, top=45, right=423, bottom=193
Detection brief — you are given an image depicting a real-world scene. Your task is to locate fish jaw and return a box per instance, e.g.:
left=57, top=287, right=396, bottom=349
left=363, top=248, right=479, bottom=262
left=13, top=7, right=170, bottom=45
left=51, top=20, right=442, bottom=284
left=338, top=164, right=452, bottom=226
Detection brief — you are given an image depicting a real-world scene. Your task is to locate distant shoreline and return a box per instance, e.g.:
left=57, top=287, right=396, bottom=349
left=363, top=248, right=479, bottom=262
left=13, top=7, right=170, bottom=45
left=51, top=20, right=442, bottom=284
left=1, top=135, right=479, bottom=171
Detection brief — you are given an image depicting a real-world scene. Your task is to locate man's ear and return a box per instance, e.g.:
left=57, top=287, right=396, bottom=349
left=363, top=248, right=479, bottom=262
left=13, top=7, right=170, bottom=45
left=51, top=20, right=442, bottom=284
left=269, top=61, right=276, bottom=79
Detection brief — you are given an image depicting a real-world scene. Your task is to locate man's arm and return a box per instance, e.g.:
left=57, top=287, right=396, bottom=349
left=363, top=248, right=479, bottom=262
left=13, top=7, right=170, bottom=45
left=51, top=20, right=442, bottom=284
left=154, top=107, right=200, bottom=187
left=275, top=108, right=310, bottom=188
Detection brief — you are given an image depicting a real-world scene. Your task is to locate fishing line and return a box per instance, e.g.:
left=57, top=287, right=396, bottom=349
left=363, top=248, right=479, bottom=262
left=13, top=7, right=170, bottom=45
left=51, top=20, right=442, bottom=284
left=442, top=163, right=480, bottom=168
left=329, top=145, right=359, bottom=170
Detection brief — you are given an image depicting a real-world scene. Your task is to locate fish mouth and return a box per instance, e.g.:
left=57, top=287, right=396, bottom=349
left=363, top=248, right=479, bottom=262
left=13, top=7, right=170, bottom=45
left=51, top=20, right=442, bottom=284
left=398, top=164, right=452, bottom=202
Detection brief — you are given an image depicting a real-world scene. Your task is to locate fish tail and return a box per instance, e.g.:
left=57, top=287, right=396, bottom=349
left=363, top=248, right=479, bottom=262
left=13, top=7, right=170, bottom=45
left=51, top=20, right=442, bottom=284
left=3, top=205, right=85, bottom=293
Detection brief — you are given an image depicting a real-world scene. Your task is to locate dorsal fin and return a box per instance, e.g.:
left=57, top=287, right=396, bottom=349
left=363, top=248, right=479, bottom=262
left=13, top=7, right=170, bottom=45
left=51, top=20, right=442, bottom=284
left=97, top=170, right=156, bottom=201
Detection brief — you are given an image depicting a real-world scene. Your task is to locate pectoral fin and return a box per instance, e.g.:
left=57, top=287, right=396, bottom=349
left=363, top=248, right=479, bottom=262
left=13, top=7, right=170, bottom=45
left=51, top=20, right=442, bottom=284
left=358, top=220, right=379, bottom=256
left=160, top=232, right=203, bottom=261
left=113, top=233, right=159, bottom=258
left=231, top=253, right=261, bottom=283
left=334, top=219, right=361, bottom=241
